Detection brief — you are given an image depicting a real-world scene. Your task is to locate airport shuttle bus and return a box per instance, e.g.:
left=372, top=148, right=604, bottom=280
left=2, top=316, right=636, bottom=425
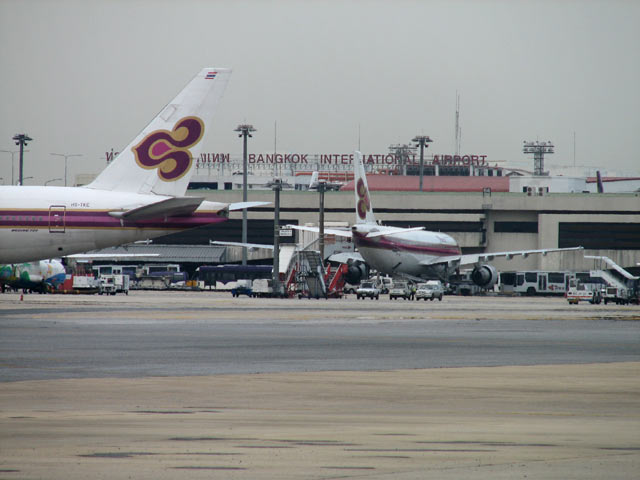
left=499, top=271, right=575, bottom=296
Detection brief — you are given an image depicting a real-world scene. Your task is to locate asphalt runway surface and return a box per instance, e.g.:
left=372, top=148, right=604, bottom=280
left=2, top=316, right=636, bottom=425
left=1, top=291, right=639, bottom=479
left=1, top=291, right=639, bottom=381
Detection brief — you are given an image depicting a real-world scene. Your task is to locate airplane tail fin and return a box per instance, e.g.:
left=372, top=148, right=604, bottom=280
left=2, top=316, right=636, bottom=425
left=354, top=151, right=376, bottom=224
left=309, top=171, right=319, bottom=189
left=87, top=68, right=231, bottom=197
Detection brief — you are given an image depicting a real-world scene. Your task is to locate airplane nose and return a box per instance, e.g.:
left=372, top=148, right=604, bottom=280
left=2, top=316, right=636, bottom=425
left=436, top=233, right=456, bottom=245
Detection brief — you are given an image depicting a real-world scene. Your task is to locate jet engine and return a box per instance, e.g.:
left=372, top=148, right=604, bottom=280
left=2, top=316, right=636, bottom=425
left=470, top=264, right=498, bottom=288
left=344, top=260, right=368, bottom=285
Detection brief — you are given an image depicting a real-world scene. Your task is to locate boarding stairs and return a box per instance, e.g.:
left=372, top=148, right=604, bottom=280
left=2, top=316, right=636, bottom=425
left=284, top=237, right=353, bottom=298
left=295, top=249, right=326, bottom=298
left=324, top=263, right=348, bottom=298
left=585, top=255, right=638, bottom=291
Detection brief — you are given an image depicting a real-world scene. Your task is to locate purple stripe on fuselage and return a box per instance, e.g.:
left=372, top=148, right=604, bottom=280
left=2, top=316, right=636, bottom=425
left=354, top=231, right=461, bottom=256
left=0, top=210, right=227, bottom=230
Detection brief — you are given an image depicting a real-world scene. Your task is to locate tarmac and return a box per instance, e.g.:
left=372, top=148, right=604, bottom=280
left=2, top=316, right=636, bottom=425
left=1, top=292, right=639, bottom=479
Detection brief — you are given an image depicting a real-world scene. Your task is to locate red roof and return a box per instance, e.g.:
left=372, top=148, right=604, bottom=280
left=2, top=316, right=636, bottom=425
left=586, top=177, right=640, bottom=183
left=341, top=175, right=509, bottom=192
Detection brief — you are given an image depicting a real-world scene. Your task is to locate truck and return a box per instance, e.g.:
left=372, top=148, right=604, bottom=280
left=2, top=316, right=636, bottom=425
left=69, top=275, right=102, bottom=294
left=566, top=282, right=602, bottom=305
left=100, top=275, right=117, bottom=295
left=252, top=279, right=273, bottom=298
left=415, top=280, right=444, bottom=301
left=99, top=274, right=130, bottom=295
left=230, top=279, right=253, bottom=298
left=602, top=286, right=632, bottom=305
left=379, top=276, right=393, bottom=294
left=356, top=281, right=380, bottom=300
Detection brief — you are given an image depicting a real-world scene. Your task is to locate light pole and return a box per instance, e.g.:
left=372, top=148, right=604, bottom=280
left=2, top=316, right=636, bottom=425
left=45, top=178, right=63, bottom=186
left=11, top=134, right=33, bottom=186
left=318, top=180, right=326, bottom=262
left=412, top=135, right=433, bottom=191
left=0, top=150, right=26, bottom=185
left=50, top=153, right=82, bottom=186
left=234, top=124, right=256, bottom=265
left=272, top=178, right=282, bottom=297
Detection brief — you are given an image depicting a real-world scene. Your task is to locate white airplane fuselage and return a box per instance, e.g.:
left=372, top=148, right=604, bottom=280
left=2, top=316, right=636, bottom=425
left=0, top=186, right=229, bottom=263
left=352, top=223, right=461, bottom=278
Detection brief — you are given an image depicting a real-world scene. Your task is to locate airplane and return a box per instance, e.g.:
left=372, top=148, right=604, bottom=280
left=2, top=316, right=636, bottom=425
left=0, top=259, right=66, bottom=293
left=0, top=67, right=268, bottom=264
left=289, top=151, right=583, bottom=287
left=307, top=171, right=344, bottom=191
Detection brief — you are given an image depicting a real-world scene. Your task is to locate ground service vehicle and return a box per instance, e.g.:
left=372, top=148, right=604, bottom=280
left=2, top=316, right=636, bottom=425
left=500, top=271, right=573, bottom=296
left=99, top=275, right=117, bottom=295
left=389, top=281, right=412, bottom=300
left=566, top=282, right=602, bottom=304
left=356, top=281, right=380, bottom=300
left=252, top=279, right=273, bottom=298
left=415, top=280, right=444, bottom=301
left=231, top=279, right=253, bottom=297
left=603, top=286, right=632, bottom=305
left=343, top=282, right=358, bottom=294
left=379, top=277, right=393, bottom=294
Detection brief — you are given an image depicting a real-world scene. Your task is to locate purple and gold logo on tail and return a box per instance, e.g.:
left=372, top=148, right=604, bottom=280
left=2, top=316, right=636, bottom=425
left=133, top=116, right=204, bottom=182
left=356, top=178, right=371, bottom=220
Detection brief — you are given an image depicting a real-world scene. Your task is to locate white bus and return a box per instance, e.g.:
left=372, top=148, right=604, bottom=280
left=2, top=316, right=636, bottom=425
left=499, top=271, right=575, bottom=296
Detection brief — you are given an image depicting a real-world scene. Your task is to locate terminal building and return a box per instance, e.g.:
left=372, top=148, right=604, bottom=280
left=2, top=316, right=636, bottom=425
left=167, top=187, right=640, bottom=274
left=80, top=149, right=640, bottom=274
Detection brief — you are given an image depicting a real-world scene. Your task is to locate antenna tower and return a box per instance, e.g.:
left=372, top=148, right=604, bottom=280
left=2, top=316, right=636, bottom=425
left=523, top=140, right=554, bottom=176
left=455, top=93, right=461, bottom=155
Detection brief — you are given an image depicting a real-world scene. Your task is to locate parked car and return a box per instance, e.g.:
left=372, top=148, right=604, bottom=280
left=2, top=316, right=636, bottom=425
left=356, top=281, right=380, bottom=300
left=415, top=280, right=444, bottom=301
left=389, top=281, right=412, bottom=300
left=343, top=282, right=358, bottom=294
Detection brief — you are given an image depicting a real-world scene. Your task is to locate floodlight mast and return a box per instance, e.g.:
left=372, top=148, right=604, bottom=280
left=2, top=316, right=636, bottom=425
left=523, top=140, right=554, bottom=176
left=412, top=135, right=433, bottom=191
left=235, top=124, right=256, bottom=265
left=12, top=133, right=32, bottom=186
left=272, top=178, right=282, bottom=297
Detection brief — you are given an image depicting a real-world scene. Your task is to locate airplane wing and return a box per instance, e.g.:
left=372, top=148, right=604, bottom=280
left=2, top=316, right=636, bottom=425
left=108, top=196, right=205, bottom=221
left=209, top=240, right=274, bottom=250
left=67, top=253, right=161, bottom=258
left=289, top=224, right=423, bottom=239
left=228, top=201, right=272, bottom=211
left=365, top=226, right=424, bottom=238
left=422, top=246, right=584, bottom=267
left=287, top=224, right=353, bottom=238
left=328, top=251, right=365, bottom=264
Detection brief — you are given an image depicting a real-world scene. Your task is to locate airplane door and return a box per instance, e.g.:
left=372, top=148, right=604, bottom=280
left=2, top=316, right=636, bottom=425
left=49, top=205, right=66, bottom=233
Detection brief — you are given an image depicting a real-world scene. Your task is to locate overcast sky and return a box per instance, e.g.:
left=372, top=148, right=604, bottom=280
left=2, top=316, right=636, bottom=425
left=1, top=0, right=639, bottom=185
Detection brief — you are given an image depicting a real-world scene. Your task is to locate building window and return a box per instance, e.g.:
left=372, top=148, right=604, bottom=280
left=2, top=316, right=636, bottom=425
left=494, top=221, right=538, bottom=233
left=559, top=223, right=640, bottom=249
